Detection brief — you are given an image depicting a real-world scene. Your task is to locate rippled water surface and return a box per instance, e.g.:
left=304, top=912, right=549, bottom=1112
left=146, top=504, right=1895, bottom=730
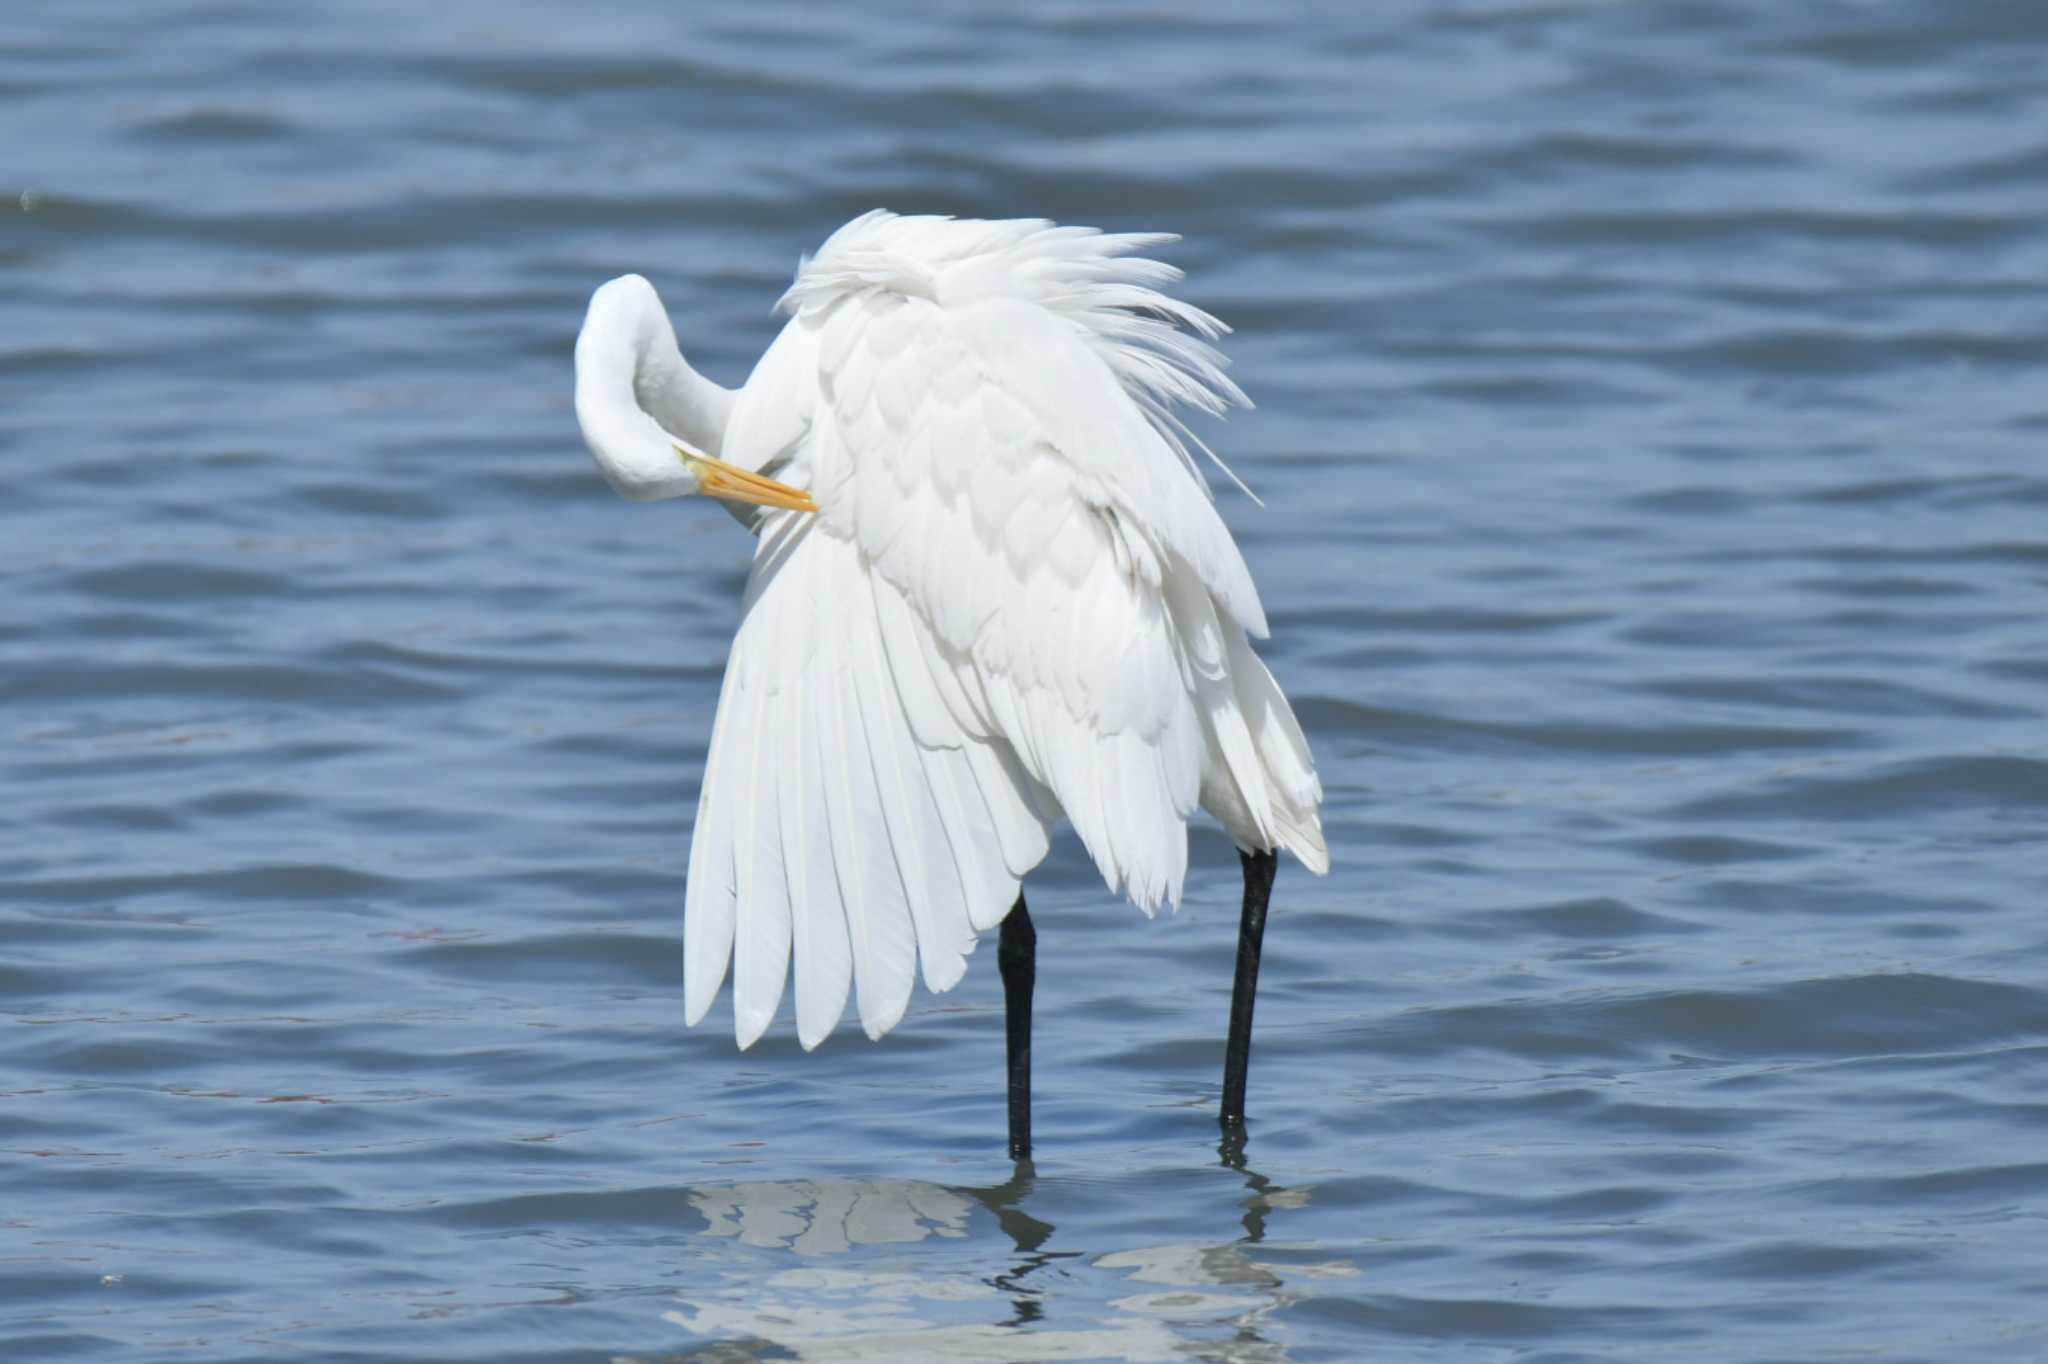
left=8, top=2, right=2048, bottom=1360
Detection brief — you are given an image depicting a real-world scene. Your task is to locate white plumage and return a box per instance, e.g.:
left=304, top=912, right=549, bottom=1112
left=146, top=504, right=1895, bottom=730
left=575, top=211, right=1326, bottom=1054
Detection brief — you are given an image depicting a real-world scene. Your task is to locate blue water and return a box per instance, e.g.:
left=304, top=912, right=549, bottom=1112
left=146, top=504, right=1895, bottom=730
left=7, top=2, right=2048, bottom=1359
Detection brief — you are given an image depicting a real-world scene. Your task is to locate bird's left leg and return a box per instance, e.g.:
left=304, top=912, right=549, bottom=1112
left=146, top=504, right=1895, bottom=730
left=998, top=892, right=1035, bottom=1160
left=1220, top=848, right=1278, bottom=1135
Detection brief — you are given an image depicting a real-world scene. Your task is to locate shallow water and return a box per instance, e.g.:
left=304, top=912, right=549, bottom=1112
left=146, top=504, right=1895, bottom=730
left=7, top=2, right=2048, bottom=1360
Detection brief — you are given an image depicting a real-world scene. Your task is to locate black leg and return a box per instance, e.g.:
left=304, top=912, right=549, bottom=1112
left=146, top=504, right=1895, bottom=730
left=1220, top=848, right=1278, bottom=1135
left=998, top=892, right=1035, bottom=1160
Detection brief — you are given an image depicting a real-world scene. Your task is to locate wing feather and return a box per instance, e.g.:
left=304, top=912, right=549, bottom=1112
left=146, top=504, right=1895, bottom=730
left=821, top=569, right=918, bottom=1040
left=730, top=525, right=794, bottom=1049
left=846, top=556, right=974, bottom=997
left=788, top=539, right=853, bottom=1048
left=683, top=654, right=739, bottom=1026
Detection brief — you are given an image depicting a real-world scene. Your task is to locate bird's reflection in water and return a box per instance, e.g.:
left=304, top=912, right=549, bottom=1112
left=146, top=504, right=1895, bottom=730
left=645, top=1158, right=1352, bottom=1363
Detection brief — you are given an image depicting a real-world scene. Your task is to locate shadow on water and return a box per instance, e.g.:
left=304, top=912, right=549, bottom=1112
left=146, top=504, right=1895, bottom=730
left=630, top=1156, right=1343, bottom=1362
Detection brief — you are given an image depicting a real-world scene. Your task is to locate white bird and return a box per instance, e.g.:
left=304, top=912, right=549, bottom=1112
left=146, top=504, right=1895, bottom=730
left=575, top=211, right=1327, bottom=1156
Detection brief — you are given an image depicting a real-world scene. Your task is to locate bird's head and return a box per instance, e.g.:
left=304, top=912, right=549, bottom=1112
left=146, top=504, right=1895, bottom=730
left=574, top=274, right=816, bottom=512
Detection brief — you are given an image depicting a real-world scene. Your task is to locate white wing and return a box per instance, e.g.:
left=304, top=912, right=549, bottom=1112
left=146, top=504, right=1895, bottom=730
left=684, top=509, right=1060, bottom=1048
left=814, top=290, right=1215, bottom=909
left=688, top=214, right=1325, bottom=1047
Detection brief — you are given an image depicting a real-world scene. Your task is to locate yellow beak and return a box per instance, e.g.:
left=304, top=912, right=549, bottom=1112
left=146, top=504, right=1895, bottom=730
left=676, top=445, right=818, bottom=514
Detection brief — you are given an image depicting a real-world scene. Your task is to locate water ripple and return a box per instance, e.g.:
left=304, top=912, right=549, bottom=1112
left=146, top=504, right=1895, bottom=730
left=7, top=1, right=2047, bottom=1360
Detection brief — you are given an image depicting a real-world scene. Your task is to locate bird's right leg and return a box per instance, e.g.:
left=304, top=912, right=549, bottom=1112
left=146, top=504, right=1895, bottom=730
left=998, top=892, right=1035, bottom=1160
left=1220, top=848, right=1278, bottom=1136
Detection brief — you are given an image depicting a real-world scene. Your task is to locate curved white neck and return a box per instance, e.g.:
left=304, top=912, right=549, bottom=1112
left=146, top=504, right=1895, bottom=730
left=575, top=274, right=737, bottom=500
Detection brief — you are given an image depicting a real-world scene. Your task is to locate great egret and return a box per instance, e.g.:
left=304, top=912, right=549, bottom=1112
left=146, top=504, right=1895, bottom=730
left=575, top=211, right=1327, bottom=1157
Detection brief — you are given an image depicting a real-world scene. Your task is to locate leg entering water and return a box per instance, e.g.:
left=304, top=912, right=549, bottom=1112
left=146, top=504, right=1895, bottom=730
left=998, top=893, right=1035, bottom=1160
left=1220, top=849, right=1277, bottom=1135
